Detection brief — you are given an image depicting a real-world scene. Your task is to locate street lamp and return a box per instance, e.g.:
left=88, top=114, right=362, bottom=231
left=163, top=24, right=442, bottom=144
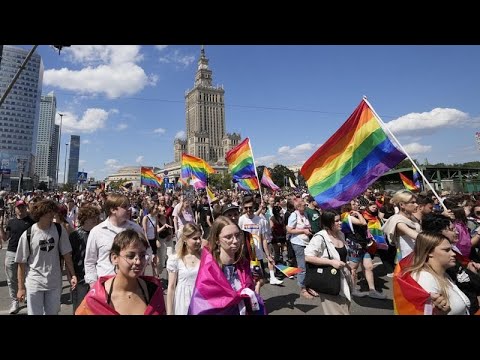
left=63, top=143, right=69, bottom=185
left=56, top=113, right=64, bottom=187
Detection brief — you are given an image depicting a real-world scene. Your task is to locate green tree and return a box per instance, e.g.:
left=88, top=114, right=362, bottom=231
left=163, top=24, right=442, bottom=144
left=60, top=183, right=74, bottom=192
left=271, top=165, right=295, bottom=189
left=393, top=159, right=419, bottom=170
left=208, top=173, right=233, bottom=190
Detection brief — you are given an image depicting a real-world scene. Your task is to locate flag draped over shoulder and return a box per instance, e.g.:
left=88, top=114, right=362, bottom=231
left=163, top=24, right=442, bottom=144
left=362, top=211, right=388, bottom=250
left=225, top=137, right=256, bottom=180
left=188, top=248, right=265, bottom=315
left=235, top=177, right=259, bottom=191
left=141, top=167, right=163, bottom=188
left=261, top=167, right=280, bottom=191
left=399, top=173, right=418, bottom=191
left=393, top=254, right=430, bottom=315
left=301, top=99, right=406, bottom=209
left=181, top=153, right=215, bottom=188
left=412, top=167, right=422, bottom=190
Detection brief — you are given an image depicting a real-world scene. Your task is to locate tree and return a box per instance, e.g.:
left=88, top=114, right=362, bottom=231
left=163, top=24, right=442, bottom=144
left=60, top=183, right=74, bottom=192
left=208, top=173, right=233, bottom=190
left=37, top=181, right=48, bottom=191
left=271, top=165, right=295, bottom=189
left=393, top=159, right=419, bottom=170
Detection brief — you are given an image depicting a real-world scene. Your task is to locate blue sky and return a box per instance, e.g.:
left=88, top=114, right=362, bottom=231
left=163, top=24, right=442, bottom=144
left=16, top=45, right=480, bottom=181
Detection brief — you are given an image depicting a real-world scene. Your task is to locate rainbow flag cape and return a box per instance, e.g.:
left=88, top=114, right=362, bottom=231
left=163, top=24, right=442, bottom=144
left=141, top=167, right=163, bottom=188
left=393, top=254, right=430, bottom=315
left=300, top=99, right=406, bottom=209
left=75, top=275, right=166, bottom=315
left=275, top=264, right=302, bottom=278
left=362, top=211, right=388, bottom=250
left=181, top=153, right=215, bottom=185
left=399, top=172, right=418, bottom=191
left=225, top=137, right=256, bottom=180
left=188, top=248, right=266, bottom=315
left=235, top=177, right=259, bottom=191
left=412, top=167, right=422, bottom=190
left=261, top=167, right=280, bottom=191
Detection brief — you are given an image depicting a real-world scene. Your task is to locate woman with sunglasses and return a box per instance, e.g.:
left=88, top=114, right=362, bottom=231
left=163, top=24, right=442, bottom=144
left=76, top=229, right=165, bottom=315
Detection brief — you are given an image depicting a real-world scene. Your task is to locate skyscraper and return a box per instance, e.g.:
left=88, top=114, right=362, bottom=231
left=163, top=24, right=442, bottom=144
left=36, top=92, right=56, bottom=187
left=174, top=47, right=240, bottom=165
left=0, top=45, right=43, bottom=180
left=67, top=135, right=80, bottom=184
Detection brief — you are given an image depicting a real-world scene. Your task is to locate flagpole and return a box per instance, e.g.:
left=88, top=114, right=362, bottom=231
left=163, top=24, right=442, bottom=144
left=363, top=96, right=447, bottom=211
left=248, top=138, right=264, bottom=204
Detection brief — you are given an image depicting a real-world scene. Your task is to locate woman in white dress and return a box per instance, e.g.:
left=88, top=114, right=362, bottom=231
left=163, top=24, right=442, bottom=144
left=166, top=223, right=202, bottom=315
left=405, top=232, right=470, bottom=315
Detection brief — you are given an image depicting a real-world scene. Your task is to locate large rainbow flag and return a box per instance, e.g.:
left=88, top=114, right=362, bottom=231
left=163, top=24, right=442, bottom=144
left=225, top=137, right=256, bottom=180
left=260, top=167, right=280, bottom=191
left=399, top=172, right=418, bottom=191
left=393, top=254, right=431, bottom=315
left=141, top=167, right=163, bottom=188
left=301, top=99, right=406, bottom=209
left=235, top=177, right=259, bottom=191
left=181, top=153, right=215, bottom=187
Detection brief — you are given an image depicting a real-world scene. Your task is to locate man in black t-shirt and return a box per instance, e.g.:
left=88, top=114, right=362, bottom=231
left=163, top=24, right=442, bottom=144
left=0, top=200, right=35, bottom=314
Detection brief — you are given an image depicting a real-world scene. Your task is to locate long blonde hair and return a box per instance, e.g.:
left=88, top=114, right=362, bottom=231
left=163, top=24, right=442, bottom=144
left=207, top=216, right=245, bottom=266
left=176, top=223, right=202, bottom=259
left=404, top=232, right=452, bottom=305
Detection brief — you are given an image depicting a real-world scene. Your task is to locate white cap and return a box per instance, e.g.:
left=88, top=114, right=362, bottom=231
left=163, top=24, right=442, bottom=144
left=302, top=193, right=309, bottom=199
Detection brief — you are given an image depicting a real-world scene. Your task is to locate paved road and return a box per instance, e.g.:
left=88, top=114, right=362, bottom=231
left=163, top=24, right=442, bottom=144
left=0, top=246, right=394, bottom=315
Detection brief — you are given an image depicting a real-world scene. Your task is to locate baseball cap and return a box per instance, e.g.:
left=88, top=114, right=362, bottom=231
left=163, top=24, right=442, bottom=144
left=221, top=203, right=239, bottom=215
left=15, top=200, right=27, bottom=207
left=301, top=193, right=309, bottom=199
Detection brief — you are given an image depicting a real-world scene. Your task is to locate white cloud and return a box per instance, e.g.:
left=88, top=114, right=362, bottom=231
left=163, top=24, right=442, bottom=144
left=44, top=45, right=157, bottom=99
left=256, top=142, right=321, bottom=167
left=116, top=123, right=128, bottom=131
left=136, top=156, right=144, bottom=163
left=155, top=45, right=168, bottom=51
left=105, top=159, right=122, bottom=171
left=159, top=49, right=195, bottom=68
left=56, top=109, right=109, bottom=133
left=175, top=131, right=186, bottom=140
left=153, top=128, right=166, bottom=135
left=403, top=142, right=432, bottom=155
left=82, top=139, right=90, bottom=144
left=386, top=108, right=475, bottom=136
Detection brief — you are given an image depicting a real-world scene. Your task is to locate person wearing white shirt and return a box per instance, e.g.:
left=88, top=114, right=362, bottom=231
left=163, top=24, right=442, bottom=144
left=84, top=194, right=143, bottom=287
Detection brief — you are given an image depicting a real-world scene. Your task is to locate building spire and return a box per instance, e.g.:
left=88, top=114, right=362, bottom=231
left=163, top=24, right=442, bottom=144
left=195, top=45, right=212, bottom=87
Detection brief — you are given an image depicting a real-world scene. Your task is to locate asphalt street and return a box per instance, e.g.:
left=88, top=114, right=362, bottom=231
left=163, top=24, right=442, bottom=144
left=0, top=246, right=394, bottom=315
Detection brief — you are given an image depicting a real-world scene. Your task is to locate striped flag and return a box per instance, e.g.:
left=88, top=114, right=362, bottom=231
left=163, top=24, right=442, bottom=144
left=301, top=99, right=406, bottom=209
left=235, top=177, right=259, bottom=191
left=412, top=167, right=422, bottom=190
left=260, top=167, right=280, bottom=191
left=225, top=138, right=256, bottom=180
left=206, top=186, right=217, bottom=204
left=399, top=173, right=418, bottom=191
left=140, top=167, right=163, bottom=188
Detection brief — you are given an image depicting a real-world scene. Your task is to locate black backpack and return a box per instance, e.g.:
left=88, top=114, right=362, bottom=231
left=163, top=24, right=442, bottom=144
left=26, top=222, right=62, bottom=256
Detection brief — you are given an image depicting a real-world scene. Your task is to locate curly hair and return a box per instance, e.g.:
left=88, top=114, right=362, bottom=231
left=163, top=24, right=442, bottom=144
left=30, top=200, right=58, bottom=221
left=77, top=206, right=101, bottom=226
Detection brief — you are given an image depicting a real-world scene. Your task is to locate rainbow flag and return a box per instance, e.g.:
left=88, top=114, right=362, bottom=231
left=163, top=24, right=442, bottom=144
left=412, top=167, right=422, bottom=190
left=362, top=211, right=388, bottom=250
left=225, top=137, right=256, bottom=180
left=300, top=99, right=406, bottom=209
left=141, top=167, right=163, bottom=188
left=261, top=167, right=280, bottom=191
left=181, top=153, right=215, bottom=185
left=235, top=177, right=259, bottom=191
left=275, top=264, right=302, bottom=278
left=399, top=173, right=418, bottom=191
left=393, top=254, right=430, bottom=315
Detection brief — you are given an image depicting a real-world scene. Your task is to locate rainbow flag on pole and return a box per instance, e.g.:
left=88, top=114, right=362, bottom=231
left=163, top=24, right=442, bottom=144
left=301, top=99, right=406, bottom=209
left=412, top=167, right=422, bottom=190
left=399, top=173, right=418, bottom=191
left=141, top=167, right=163, bottom=188
left=181, top=153, right=215, bottom=187
left=225, top=138, right=256, bottom=180
left=235, top=177, right=259, bottom=191
left=261, top=167, right=280, bottom=191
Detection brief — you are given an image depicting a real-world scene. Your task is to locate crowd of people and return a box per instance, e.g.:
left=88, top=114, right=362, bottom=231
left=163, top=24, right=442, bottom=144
left=0, top=185, right=479, bottom=315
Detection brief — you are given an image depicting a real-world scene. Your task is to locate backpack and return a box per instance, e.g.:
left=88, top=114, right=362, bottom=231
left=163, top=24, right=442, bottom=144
left=26, top=222, right=62, bottom=256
